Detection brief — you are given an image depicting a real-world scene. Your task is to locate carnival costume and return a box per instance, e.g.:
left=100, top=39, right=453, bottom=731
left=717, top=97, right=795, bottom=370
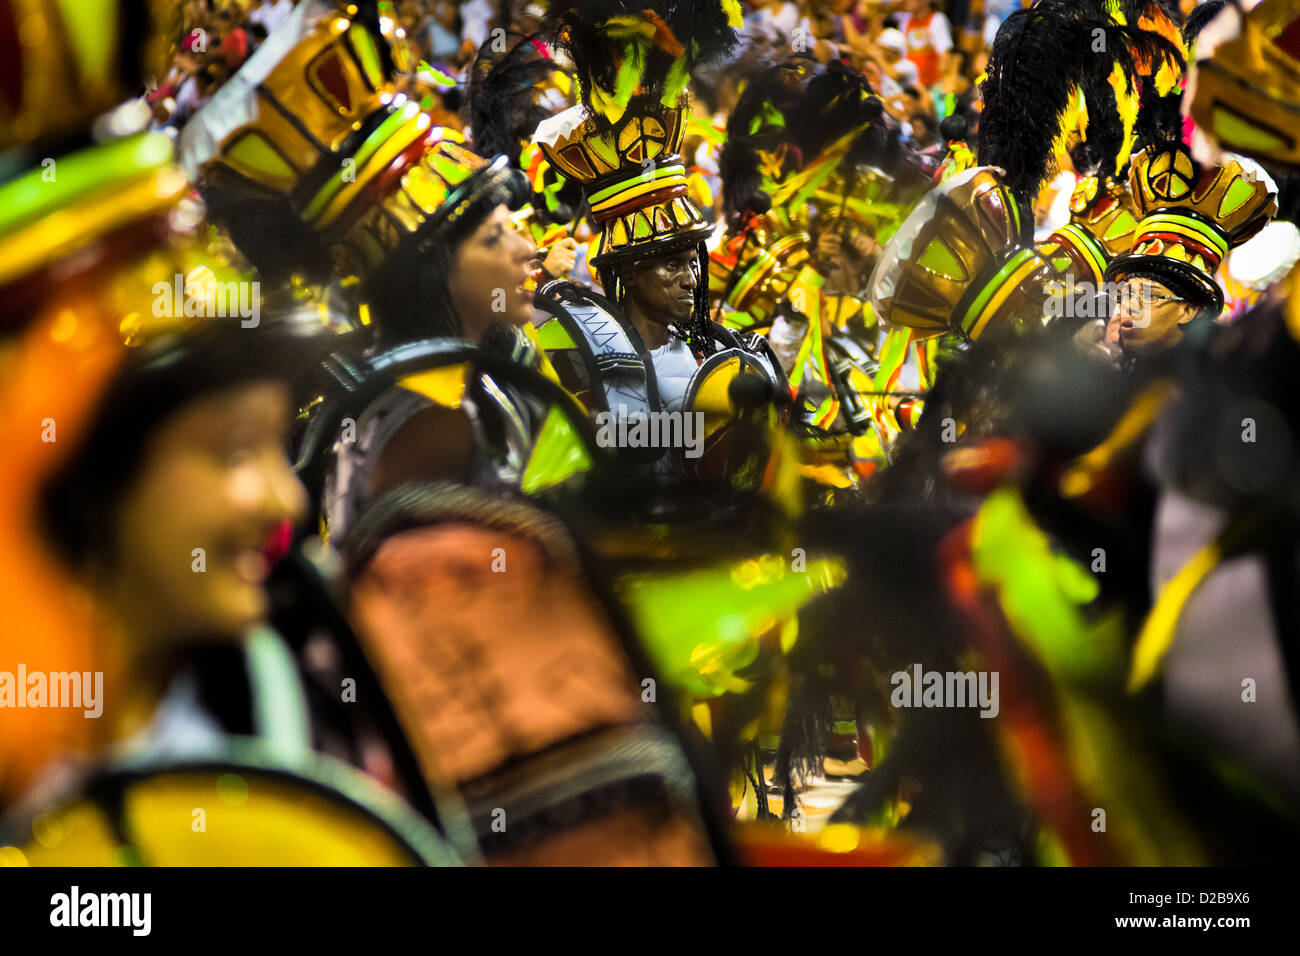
left=178, top=0, right=736, bottom=865
left=786, top=0, right=1300, bottom=863
left=177, top=0, right=595, bottom=541
left=0, top=0, right=474, bottom=866
left=1116, top=0, right=1300, bottom=805
left=1104, top=142, right=1277, bottom=321
left=708, top=54, right=916, bottom=483
left=524, top=0, right=792, bottom=494
left=856, top=0, right=1188, bottom=454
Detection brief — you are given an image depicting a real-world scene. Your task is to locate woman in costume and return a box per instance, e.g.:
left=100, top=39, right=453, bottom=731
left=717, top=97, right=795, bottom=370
left=180, top=1, right=736, bottom=865
left=177, top=0, right=599, bottom=547
left=0, top=0, right=468, bottom=865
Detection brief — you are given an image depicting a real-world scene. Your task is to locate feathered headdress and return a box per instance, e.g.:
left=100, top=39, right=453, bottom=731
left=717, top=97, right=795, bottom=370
left=540, top=0, right=743, bottom=132
left=532, top=1, right=743, bottom=274
left=979, top=0, right=1183, bottom=203
left=718, top=55, right=811, bottom=220
left=466, top=33, right=563, bottom=166
left=718, top=56, right=894, bottom=222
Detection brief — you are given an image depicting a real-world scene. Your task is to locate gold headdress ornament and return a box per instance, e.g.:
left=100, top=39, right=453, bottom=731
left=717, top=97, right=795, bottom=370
left=180, top=0, right=521, bottom=281
left=708, top=215, right=811, bottom=328
left=869, top=166, right=1053, bottom=342
left=0, top=0, right=177, bottom=151
left=1103, top=142, right=1278, bottom=312
left=533, top=1, right=743, bottom=268
left=0, top=0, right=186, bottom=321
left=1036, top=0, right=1199, bottom=289
left=1182, top=0, right=1300, bottom=338
left=1186, top=0, right=1300, bottom=167
left=1035, top=173, right=1140, bottom=287
left=869, top=0, right=1186, bottom=342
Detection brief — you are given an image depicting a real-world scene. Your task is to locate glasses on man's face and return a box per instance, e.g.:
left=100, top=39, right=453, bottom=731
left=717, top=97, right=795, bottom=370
left=1114, top=285, right=1180, bottom=314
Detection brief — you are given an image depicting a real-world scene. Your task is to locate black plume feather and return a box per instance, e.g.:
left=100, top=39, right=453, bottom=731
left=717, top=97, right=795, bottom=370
left=788, top=58, right=879, bottom=162
left=718, top=56, right=895, bottom=220
left=465, top=34, right=559, bottom=164
left=1184, top=0, right=1229, bottom=42
left=980, top=0, right=1183, bottom=201
left=718, top=57, right=808, bottom=220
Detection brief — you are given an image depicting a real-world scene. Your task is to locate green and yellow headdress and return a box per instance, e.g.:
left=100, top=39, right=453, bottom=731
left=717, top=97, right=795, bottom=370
left=180, top=0, right=521, bottom=281
left=0, top=0, right=184, bottom=326
left=533, top=0, right=742, bottom=268
left=868, top=166, right=1051, bottom=342
left=0, top=0, right=176, bottom=151
left=1104, top=143, right=1277, bottom=313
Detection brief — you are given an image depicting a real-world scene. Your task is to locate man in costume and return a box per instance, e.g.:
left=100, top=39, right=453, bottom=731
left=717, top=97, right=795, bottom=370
left=178, top=1, right=736, bottom=865
left=865, top=0, right=1185, bottom=445
left=790, top=0, right=1300, bottom=863
left=709, top=53, right=919, bottom=483
left=526, top=1, right=793, bottom=493
left=1121, top=0, right=1300, bottom=806
left=1102, top=143, right=1276, bottom=361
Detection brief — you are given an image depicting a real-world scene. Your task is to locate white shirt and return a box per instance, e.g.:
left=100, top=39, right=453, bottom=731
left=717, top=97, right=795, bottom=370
left=461, top=0, right=494, bottom=50
left=249, top=0, right=294, bottom=36
left=648, top=336, right=700, bottom=413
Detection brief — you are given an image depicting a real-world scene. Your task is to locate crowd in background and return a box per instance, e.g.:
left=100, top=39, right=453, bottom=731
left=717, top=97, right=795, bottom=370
left=151, top=1, right=1037, bottom=146
left=9, top=0, right=1293, bottom=872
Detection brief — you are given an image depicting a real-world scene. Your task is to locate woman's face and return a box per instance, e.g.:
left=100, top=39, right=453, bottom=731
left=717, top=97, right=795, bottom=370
left=446, top=204, right=537, bottom=337
left=109, top=380, right=306, bottom=648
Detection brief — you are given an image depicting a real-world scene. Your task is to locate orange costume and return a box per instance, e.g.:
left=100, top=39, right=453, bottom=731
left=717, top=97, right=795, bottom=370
left=903, top=11, right=945, bottom=87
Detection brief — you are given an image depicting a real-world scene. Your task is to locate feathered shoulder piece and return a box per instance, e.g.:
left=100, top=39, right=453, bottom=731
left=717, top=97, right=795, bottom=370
left=539, top=0, right=743, bottom=132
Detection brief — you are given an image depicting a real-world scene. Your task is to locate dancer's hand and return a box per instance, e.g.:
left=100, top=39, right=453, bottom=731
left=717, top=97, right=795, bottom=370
left=541, top=238, right=579, bottom=279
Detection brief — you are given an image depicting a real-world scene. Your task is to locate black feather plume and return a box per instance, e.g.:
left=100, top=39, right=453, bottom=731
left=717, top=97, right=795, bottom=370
left=465, top=34, right=559, bottom=164
left=980, top=0, right=1183, bottom=202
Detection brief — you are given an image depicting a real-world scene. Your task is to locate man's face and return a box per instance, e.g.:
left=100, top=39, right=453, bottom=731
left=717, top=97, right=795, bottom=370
left=1106, top=276, right=1200, bottom=356
left=621, top=247, right=700, bottom=326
